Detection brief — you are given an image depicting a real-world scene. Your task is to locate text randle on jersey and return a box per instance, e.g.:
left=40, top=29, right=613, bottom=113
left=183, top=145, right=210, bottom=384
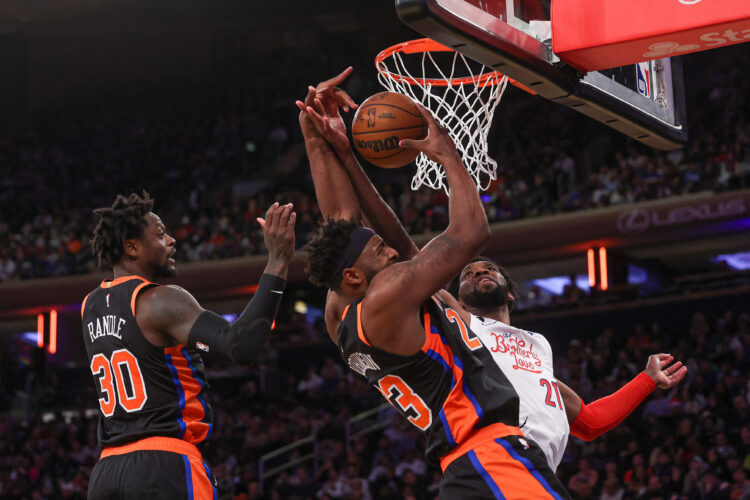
left=87, top=315, right=127, bottom=342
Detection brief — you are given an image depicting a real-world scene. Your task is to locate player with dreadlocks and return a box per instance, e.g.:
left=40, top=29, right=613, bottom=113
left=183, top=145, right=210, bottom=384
left=82, top=191, right=296, bottom=499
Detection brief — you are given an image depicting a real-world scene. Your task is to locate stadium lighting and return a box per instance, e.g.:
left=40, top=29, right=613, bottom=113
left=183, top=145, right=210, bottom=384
left=599, top=247, right=608, bottom=291
left=587, top=248, right=596, bottom=287
left=37, top=314, right=44, bottom=348
left=49, top=310, right=57, bottom=354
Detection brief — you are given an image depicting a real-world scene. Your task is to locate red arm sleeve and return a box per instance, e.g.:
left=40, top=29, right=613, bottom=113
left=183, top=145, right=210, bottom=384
left=570, top=372, right=656, bottom=441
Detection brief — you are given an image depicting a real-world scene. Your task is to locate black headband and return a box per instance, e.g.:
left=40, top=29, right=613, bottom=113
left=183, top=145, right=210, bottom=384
left=326, top=226, right=376, bottom=290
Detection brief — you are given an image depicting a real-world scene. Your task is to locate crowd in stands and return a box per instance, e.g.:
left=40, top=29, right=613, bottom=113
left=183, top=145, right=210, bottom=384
left=1, top=40, right=748, bottom=282
left=1, top=298, right=749, bottom=499
left=1, top=21, right=749, bottom=500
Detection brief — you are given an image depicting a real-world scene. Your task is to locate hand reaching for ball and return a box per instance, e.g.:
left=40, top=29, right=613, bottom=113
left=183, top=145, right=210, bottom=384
left=399, top=102, right=460, bottom=165
left=296, top=67, right=358, bottom=153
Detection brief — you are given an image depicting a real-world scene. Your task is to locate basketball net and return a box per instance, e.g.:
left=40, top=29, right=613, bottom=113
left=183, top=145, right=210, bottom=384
left=376, top=39, right=509, bottom=192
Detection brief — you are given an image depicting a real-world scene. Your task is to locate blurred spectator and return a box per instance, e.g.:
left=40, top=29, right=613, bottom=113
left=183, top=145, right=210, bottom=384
left=569, top=457, right=599, bottom=499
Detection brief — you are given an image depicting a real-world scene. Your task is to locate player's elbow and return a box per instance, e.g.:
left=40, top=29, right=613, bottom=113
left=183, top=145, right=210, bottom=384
left=445, top=221, right=489, bottom=255
left=466, top=220, right=491, bottom=253
left=477, top=220, right=491, bottom=246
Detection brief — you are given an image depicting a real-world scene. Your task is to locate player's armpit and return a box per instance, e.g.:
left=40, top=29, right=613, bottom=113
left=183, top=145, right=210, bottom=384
left=557, top=380, right=583, bottom=425
left=135, top=284, right=205, bottom=346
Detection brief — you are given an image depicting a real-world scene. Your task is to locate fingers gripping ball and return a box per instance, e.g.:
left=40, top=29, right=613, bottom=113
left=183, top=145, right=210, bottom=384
left=351, top=92, right=427, bottom=168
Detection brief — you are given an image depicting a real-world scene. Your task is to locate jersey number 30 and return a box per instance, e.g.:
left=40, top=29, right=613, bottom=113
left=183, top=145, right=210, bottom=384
left=90, top=349, right=148, bottom=417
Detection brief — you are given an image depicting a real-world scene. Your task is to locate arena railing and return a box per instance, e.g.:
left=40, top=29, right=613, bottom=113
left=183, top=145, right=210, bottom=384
left=258, top=402, right=391, bottom=494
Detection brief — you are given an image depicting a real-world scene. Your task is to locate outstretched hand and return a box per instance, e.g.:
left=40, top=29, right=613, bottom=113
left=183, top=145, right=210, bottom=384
left=398, top=102, right=459, bottom=165
left=257, top=202, right=296, bottom=270
left=643, top=353, right=688, bottom=389
left=296, top=67, right=358, bottom=152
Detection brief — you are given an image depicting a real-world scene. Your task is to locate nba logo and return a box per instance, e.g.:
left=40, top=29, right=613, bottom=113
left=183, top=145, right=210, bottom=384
left=636, top=62, right=651, bottom=98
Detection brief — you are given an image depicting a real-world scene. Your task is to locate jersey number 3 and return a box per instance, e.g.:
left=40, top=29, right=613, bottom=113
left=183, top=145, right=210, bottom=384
left=377, top=375, right=432, bottom=431
left=90, top=349, right=148, bottom=417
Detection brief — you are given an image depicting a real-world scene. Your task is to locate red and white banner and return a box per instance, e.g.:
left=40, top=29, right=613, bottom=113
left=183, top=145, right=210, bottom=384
left=551, top=0, right=750, bottom=71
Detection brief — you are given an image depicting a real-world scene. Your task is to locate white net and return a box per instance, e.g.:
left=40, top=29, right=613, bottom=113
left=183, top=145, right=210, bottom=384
left=376, top=41, right=509, bottom=192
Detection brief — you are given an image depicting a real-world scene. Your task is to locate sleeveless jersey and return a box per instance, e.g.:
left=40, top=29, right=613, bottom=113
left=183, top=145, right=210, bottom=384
left=81, top=275, right=213, bottom=448
left=469, top=315, right=569, bottom=471
left=338, top=297, right=521, bottom=466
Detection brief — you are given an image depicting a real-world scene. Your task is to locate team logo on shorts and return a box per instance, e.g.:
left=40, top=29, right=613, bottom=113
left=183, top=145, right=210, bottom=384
left=518, top=438, right=530, bottom=450
left=196, top=342, right=210, bottom=352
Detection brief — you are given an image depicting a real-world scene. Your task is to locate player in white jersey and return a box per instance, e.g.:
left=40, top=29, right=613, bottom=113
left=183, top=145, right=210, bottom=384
left=470, top=312, right=569, bottom=471
left=454, top=256, right=688, bottom=471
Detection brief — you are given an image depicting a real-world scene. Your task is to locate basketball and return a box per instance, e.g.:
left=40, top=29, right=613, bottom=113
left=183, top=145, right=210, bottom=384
left=351, top=91, right=427, bottom=168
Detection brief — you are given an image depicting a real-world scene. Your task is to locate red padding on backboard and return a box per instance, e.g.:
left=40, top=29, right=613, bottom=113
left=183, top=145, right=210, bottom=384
left=552, top=0, right=750, bottom=71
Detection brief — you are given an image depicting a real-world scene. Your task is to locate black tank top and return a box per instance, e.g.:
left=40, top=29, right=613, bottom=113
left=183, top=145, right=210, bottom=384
left=81, top=275, right=213, bottom=447
left=337, top=296, right=521, bottom=466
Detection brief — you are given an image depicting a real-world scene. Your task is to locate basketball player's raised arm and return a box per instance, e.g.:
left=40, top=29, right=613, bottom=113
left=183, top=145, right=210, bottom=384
left=137, top=202, right=296, bottom=364
left=367, top=104, right=489, bottom=312
left=297, top=72, right=361, bottom=223
left=558, top=353, right=687, bottom=441
left=299, top=68, right=418, bottom=261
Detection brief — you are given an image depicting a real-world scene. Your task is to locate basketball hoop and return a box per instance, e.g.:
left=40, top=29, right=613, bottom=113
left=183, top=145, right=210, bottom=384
left=375, top=38, right=524, bottom=192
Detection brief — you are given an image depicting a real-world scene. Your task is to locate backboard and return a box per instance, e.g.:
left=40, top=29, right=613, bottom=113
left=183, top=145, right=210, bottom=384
left=395, top=0, right=687, bottom=150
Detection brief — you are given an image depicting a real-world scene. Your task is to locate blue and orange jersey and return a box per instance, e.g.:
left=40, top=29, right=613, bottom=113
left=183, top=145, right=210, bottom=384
left=337, top=296, right=521, bottom=466
left=81, top=275, right=213, bottom=448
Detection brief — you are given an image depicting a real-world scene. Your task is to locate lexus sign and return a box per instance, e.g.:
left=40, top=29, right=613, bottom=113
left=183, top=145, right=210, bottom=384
left=616, top=198, right=747, bottom=234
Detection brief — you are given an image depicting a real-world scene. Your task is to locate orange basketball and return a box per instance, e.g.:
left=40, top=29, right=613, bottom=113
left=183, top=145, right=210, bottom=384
left=351, top=92, right=427, bottom=168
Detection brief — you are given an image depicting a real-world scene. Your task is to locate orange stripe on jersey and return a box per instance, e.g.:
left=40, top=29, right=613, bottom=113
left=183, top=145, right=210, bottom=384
left=81, top=292, right=91, bottom=319
left=341, top=304, right=350, bottom=322
left=472, top=439, right=558, bottom=499
left=100, top=275, right=145, bottom=288
left=420, top=306, right=431, bottom=351
left=355, top=301, right=371, bottom=347
left=439, top=422, right=524, bottom=472
left=421, top=308, right=487, bottom=449
left=101, top=436, right=202, bottom=460
left=130, top=281, right=154, bottom=317
left=187, top=455, right=216, bottom=500
left=165, top=345, right=211, bottom=445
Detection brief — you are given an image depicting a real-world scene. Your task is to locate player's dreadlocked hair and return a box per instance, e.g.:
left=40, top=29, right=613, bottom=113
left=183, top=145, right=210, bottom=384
left=449, top=255, right=519, bottom=312
left=304, top=218, right=359, bottom=288
left=91, top=191, right=154, bottom=269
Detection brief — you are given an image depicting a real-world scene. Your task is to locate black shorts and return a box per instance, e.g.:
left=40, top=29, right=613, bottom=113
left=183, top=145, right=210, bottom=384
left=440, top=435, right=571, bottom=500
left=88, top=438, right=217, bottom=500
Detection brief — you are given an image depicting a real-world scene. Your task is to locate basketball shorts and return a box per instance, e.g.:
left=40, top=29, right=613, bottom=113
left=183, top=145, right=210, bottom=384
left=88, top=436, right=217, bottom=500
left=440, top=434, right=571, bottom=500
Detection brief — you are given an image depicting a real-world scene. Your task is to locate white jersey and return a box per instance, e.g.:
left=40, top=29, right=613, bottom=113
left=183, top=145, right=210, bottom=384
left=470, top=315, right=569, bottom=471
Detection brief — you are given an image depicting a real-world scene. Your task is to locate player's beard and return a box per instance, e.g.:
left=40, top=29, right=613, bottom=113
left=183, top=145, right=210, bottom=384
left=463, top=282, right=511, bottom=310
left=154, top=261, right=177, bottom=279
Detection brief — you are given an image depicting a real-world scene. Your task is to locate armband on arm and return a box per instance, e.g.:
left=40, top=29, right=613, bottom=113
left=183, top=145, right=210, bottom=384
left=570, top=372, right=656, bottom=441
left=187, top=273, right=285, bottom=364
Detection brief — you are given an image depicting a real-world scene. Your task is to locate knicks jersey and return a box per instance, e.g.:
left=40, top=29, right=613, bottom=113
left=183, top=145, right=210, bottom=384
left=338, top=297, right=521, bottom=466
left=81, top=275, right=213, bottom=447
left=470, top=315, right=569, bottom=471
